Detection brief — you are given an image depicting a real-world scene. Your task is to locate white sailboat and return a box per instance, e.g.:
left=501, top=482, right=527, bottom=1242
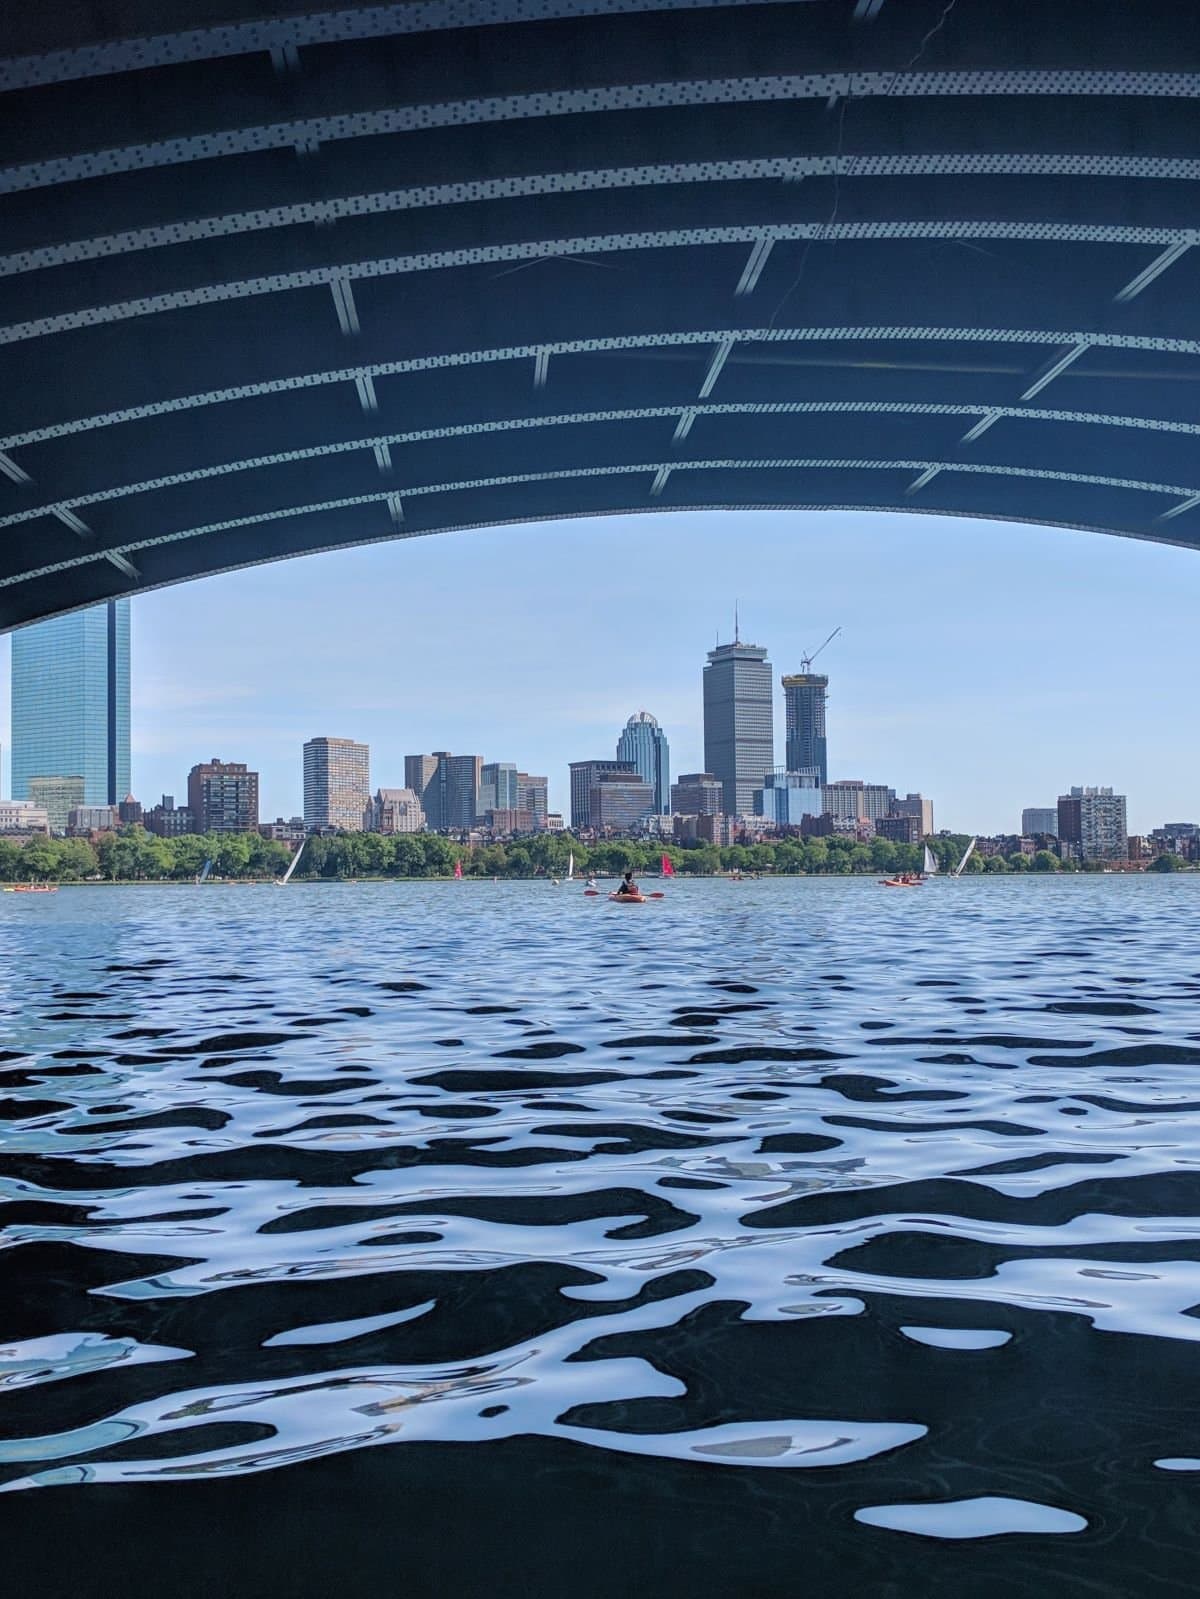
left=566, top=852, right=575, bottom=882
left=923, top=844, right=938, bottom=877
left=952, top=837, right=977, bottom=878
left=274, top=837, right=306, bottom=886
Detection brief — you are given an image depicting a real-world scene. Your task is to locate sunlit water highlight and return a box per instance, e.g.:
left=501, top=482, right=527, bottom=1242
left=3, top=877, right=1200, bottom=1594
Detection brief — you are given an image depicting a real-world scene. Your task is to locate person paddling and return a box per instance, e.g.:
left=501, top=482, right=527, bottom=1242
left=616, top=870, right=639, bottom=897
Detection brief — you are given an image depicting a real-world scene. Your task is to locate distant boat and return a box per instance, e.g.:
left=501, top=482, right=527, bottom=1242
left=953, top=838, right=977, bottom=878
left=923, top=844, right=939, bottom=877
left=195, top=858, right=213, bottom=886
left=274, top=837, right=305, bottom=886
left=453, top=859, right=464, bottom=880
left=566, top=852, right=575, bottom=882
left=661, top=854, right=675, bottom=878
left=6, top=883, right=58, bottom=894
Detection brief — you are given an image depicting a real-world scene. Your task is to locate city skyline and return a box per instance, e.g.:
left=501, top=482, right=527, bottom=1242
left=0, top=509, right=1194, bottom=833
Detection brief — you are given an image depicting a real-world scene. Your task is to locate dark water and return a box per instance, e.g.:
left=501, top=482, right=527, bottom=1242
left=3, top=877, right=1200, bottom=1595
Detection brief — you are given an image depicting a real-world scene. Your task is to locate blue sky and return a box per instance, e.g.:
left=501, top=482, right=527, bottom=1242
left=1, top=508, right=1196, bottom=834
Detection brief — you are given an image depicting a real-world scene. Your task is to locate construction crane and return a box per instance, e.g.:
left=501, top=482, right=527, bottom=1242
left=801, top=626, right=841, bottom=674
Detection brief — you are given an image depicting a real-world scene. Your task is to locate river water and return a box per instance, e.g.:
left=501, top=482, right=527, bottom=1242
left=2, top=876, right=1199, bottom=1595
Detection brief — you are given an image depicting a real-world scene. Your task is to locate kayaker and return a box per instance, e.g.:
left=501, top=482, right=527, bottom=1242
left=617, top=870, right=638, bottom=896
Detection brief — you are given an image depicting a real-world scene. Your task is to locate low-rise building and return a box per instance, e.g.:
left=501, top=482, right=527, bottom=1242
left=483, top=808, right=535, bottom=836
left=754, top=768, right=823, bottom=826
left=876, top=814, right=923, bottom=845
left=260, top=816, right=308, bottom=844
left=364, top=788, right=425, bottom=834
left=67, top=804, right=120, bottom=835
left=0, top=800, right=50, bottom=833
left=28, top=775, right=85, bottom=832
left=145, top=795, right=196, bottom=837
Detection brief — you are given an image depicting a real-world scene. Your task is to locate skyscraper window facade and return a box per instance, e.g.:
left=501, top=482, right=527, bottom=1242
left=11, top=600, right=130, bottom=805
left=303, top=737, right=370, bottom=832
left=516, top=774, right=549, bottom=829
left=569, top=760, right=636, bottom=831
left=1022, top=807, right=1059, bottom=837
left=702, top=640, right=774, bottom=817
left=616, top=711, right=670, bottom=813
left=781, top=673, right=829, bottom=788
left=1058, top=786, right=1127, bottom=863
left=408, top=753, right=482, bottom=830
left=479, top=762, right=520, bottom=815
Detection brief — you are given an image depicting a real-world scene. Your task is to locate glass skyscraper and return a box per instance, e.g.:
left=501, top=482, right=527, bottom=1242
left=11, top=601, right=130, bottom=805
left=615, top=711, right=670, bottom=814
left=782, top=672, right=829, bottom=788
left=702, top=639, right=774, bottom=816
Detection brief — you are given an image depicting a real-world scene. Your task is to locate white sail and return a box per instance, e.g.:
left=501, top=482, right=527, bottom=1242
left=923, top=844, right=938, bottom=876
left=953, top=838, right=977, bottom=878
left=277, top=838, right=306, bottom=886
left=566, top=851, right=575, bottom=881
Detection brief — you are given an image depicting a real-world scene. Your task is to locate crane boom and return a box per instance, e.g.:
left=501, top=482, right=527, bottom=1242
left=801, top=626, right=841, bottom=673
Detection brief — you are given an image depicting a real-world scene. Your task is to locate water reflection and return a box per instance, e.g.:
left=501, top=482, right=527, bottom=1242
left=2, top=878, right=1199, bottom=1589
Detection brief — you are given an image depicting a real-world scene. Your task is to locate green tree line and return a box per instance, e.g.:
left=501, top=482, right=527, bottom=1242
left=0, top=827, right=1178, bottom=883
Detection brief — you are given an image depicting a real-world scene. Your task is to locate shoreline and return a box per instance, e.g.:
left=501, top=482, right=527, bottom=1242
left=5, top=871, right=1189, bottom=888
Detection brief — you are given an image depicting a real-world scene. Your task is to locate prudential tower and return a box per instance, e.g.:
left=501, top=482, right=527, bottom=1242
left=702, top=632, right=773, bottom=817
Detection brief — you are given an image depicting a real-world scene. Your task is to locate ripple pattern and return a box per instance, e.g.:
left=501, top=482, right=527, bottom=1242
left=3, top=878, right=1200, bottom=1595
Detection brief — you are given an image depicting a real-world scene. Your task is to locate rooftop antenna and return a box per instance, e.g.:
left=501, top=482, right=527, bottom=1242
left=801, top=625, right=841, bottom=673
left=734, top=600, right=740, bottom=644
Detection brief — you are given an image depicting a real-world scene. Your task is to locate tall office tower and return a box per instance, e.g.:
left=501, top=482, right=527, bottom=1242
left=1022, top=806, right=1059, bottom=837
left=404, top=754, right=439, bottom=820
left=670, top=773, right=724, bottom=816
left=303, top=737, right=370, bottom=832
left=187, top=759, right=260, bottom=833
left=516, top=773, right=549, bottom=829
left=415, top=752, right=481, bottom=830
left=479, top=762, right=520, bottom=815
left=569, top=759, right=636, bottom=831
left=616, top=711, right=670, bottom=813
left=703, top=638, right=774, bottom=817
left=781, top=672, right=829, bottom=788
left=1058, top=785, right=1127, bottom=863
left=11, top=600, right=130, bottom=805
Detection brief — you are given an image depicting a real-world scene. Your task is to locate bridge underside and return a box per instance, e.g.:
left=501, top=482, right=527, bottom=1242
left=1, top=0, right=1198, bottom=628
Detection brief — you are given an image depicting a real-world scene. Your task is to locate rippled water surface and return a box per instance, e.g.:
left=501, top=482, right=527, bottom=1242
left=4, top=877, right=1200, bottom=1595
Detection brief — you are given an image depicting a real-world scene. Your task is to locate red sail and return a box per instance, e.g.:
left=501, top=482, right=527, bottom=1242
left=453, top=860, right=463, bottom=879
left=661, top=854, right=675, bottom=877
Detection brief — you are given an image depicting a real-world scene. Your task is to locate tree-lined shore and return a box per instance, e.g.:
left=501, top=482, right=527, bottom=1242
left=0, top=827, right=1183, bottom=883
